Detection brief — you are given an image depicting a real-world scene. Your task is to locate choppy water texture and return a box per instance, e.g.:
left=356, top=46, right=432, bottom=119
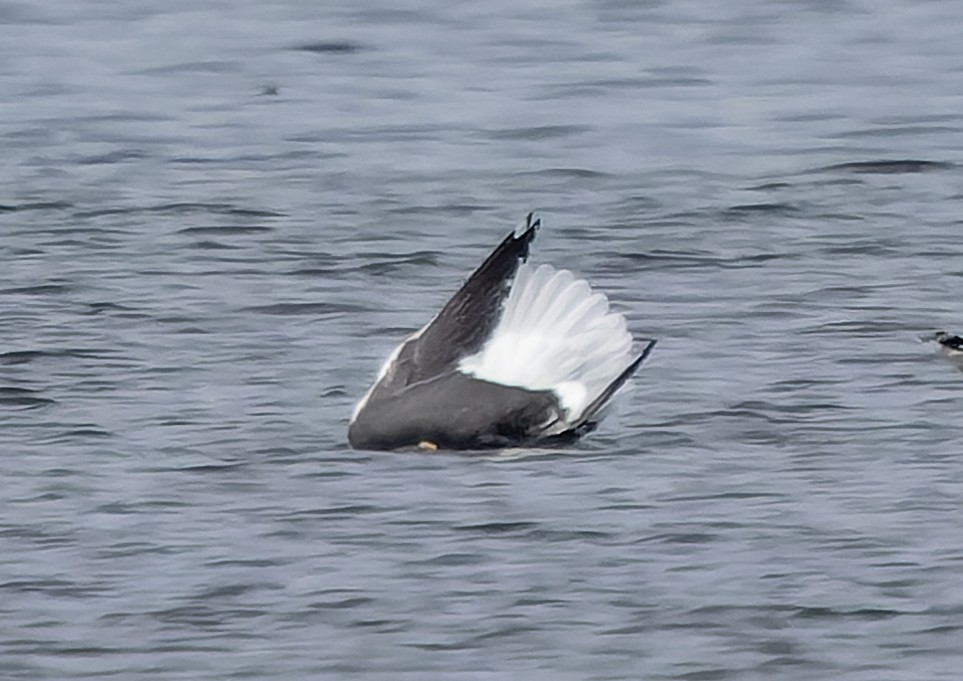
left=3, top=1, right=963, bottom=679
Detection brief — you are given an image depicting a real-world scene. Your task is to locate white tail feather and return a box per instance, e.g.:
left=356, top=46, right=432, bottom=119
left=458, top=263, right=637, bottom=424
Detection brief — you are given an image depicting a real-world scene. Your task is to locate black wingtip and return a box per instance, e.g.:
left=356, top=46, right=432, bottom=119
left=576, top=338, right=657, bottom=425
left=525, top=211, right=541, bottom=232
left=634, top=338, right=658, bottom=367
left=614, top=339, right=658, bottom=389
left=513, top=211, right=540, bottom=262
left=409, top=212, right=544, bottom=378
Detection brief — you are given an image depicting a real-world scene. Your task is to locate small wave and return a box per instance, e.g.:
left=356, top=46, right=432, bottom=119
left=177, top=225, right=274, bottom=236
left=0, top=200, right=72, bottom=213
left=0, top=386, right=56, bottom=409
left=74, top=203, right=283, bottom=219
left=293, top=41, right=364, bottom=54
left=0, top=283, right=71, bottom=295
left=241, top=302, right=365, bottom=316
left=482, top=125, right=590, bottom=141
left=818, top=160, right=953, bottom=174
left=724, top=202, right=799, bottom=217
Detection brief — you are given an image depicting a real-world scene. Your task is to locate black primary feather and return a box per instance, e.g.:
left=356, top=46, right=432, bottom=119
left=382, top=213, right=539, bottom=392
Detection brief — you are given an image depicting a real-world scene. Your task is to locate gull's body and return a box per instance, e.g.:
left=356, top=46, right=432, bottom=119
left=348, top=214, right=656, bottom=451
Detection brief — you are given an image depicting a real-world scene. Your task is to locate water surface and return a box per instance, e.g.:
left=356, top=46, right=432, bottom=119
left=3, top=1, right=963, bottom=678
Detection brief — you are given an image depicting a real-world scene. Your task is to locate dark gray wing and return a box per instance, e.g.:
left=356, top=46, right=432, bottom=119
left=397, top=213, right=540, bottom=387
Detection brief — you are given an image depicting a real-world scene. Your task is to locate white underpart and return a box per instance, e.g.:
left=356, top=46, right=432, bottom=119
left=459, top=263, right=635, bottom=428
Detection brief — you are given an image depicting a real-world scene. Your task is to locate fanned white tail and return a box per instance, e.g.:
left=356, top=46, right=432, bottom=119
left=458, top=262, right=636, bottom=425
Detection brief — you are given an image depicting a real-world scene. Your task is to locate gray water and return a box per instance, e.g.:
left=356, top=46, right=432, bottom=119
left=3, top=0, right=963, bottom=678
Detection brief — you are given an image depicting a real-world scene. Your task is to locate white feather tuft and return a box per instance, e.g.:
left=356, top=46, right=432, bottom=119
left=458, top=262, right=637, bottom=424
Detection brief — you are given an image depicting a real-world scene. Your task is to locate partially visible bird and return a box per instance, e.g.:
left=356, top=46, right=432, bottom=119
left=930, top=330, right=963, bottom=358
left=348, top=213, right=656, bottom=451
